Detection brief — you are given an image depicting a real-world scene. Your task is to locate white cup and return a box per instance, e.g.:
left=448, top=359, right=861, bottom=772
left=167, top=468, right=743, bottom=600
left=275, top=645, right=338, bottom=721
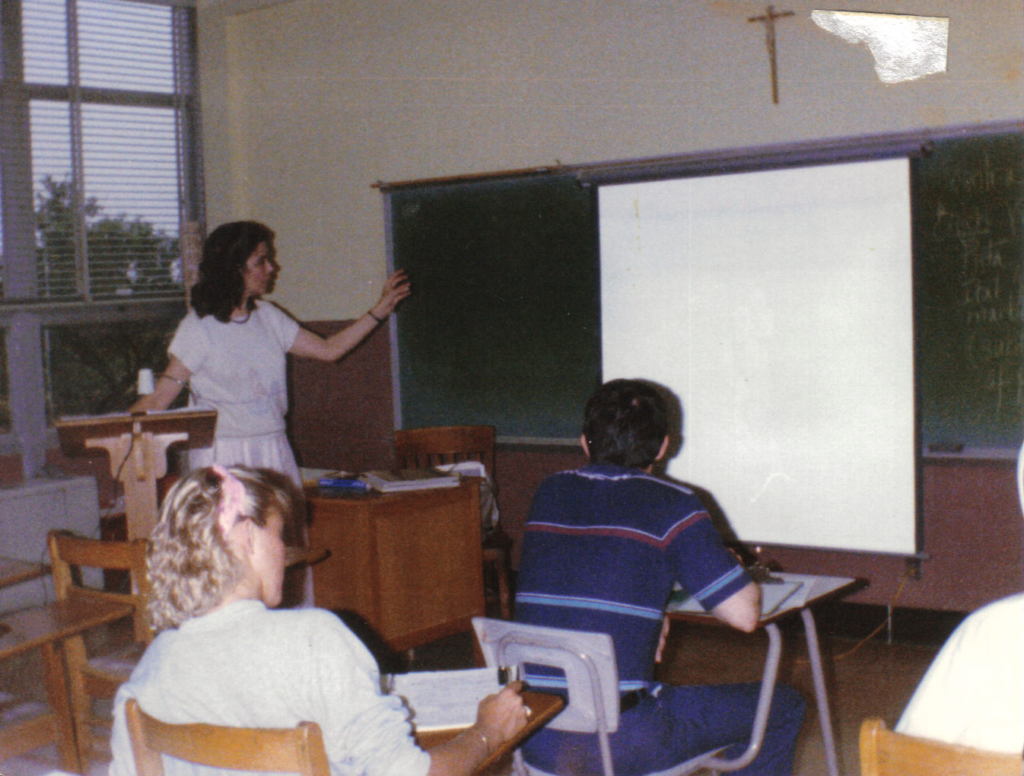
left=138, top=368, right=155, bottom=395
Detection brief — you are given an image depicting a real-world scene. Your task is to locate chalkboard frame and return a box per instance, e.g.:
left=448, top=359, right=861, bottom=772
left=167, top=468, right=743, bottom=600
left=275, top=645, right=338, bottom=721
left=381, top=120, right=1023, bottom=453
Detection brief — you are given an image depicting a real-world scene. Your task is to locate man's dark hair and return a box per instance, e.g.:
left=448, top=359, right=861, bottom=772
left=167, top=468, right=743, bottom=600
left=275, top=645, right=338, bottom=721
left=582, top=379, right=668, bottom=469
left=191, top=221, right=275, bottom=322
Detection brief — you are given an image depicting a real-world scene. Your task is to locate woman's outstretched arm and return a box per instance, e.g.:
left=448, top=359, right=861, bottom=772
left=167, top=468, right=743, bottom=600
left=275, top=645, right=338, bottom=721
left=289, top=270, right=411, bottom=362
left=129, top=356, right=192, bottom=412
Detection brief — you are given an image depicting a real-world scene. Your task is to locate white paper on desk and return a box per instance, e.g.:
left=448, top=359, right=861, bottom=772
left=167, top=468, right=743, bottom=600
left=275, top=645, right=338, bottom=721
left=387, top=668, right=501, bottom=731
left=758, top=579, right=805, bottom=615
left=771, top=572, right=855, bottom=606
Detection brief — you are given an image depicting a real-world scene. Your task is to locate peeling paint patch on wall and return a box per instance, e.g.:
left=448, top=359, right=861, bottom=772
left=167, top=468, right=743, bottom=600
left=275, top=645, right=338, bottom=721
left=811, top=11, right=949, bottom=83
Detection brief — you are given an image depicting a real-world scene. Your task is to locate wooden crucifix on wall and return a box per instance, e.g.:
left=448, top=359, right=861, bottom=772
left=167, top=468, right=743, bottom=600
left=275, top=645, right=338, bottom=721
left=748, top=5, right=795, bottom=104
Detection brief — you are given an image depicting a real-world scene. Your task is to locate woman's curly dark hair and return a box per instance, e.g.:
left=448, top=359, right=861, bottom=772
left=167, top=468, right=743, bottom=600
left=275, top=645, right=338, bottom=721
left=191, top=221, right=275, bottom=322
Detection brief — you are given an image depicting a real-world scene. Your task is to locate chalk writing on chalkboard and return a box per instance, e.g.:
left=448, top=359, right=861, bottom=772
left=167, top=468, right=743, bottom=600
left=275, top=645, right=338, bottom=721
left=915, top=132, right=1023, bottom=448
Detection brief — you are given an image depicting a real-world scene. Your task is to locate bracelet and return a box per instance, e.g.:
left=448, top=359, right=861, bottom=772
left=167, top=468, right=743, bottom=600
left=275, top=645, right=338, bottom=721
left=367, top=310, right=385, bottom=324
left=160, top=373, right=188, bottom=387
left=471, top=728, right=490, bottom=756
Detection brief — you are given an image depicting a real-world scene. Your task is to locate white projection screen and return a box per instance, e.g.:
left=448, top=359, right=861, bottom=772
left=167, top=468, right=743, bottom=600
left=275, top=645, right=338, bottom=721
left=599, top=158, right=917, bottom=554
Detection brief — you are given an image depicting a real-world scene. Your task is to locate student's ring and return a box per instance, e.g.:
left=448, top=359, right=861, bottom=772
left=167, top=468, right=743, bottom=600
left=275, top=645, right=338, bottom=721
left=524, top=706, right=532, bottom=717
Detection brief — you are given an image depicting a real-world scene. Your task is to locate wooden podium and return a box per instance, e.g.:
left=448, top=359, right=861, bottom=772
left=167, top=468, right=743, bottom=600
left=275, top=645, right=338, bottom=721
left=306, top=478, right=485, bottom=651
left=55, top=409, right=216, bottom=539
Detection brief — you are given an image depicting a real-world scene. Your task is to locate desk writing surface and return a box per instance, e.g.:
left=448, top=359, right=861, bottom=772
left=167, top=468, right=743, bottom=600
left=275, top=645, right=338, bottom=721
left=0, top=599, right=134, bottom=660
left=666, top=574, right=862, bottom=627
left=0, top=598, right=136, bottom=773
left=0, top=557, right=48, bottom=590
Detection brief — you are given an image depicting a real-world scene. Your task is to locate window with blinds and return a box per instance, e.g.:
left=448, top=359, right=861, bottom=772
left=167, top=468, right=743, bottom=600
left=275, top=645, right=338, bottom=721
left=1, top=0, right=200, bottom=303
left=0, top=0, right=201, bottom=467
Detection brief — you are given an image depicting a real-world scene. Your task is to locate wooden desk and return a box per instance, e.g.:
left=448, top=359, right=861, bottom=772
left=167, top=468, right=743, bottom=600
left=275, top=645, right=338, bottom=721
left=0, top=598, right=135, bottom=773
left=306, top=479, right=484, bottom=651
left=0, top=557, right=48, bottom=590
left=416, top=690, right=564, bottom=775
left=667, top=574, right=863, bottom=776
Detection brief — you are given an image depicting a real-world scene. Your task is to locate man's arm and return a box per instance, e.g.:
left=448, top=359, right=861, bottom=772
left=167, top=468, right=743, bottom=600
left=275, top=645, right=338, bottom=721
left=710, top=581, right=761, bottom=633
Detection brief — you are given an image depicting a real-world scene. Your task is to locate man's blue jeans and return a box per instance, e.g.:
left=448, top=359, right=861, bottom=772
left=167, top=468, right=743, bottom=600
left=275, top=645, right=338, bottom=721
left=522, top=681, right=806, bottom=776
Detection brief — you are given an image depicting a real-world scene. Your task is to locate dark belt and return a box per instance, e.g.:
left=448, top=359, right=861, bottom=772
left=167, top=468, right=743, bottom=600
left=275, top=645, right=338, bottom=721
left=619, top=688, right=649, bottom=713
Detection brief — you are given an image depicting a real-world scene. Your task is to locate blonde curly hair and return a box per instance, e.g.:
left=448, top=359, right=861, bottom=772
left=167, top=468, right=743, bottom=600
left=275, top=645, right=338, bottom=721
left=146, top=466, right=299, bottom=632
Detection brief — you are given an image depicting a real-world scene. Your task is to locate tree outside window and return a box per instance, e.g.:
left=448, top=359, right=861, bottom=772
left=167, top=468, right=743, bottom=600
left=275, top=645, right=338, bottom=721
left=0, top=0, right=202, bottom=477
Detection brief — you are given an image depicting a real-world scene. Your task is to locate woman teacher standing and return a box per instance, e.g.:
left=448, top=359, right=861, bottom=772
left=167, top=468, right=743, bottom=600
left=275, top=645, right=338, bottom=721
left=131, top=221, right=410, bottom=484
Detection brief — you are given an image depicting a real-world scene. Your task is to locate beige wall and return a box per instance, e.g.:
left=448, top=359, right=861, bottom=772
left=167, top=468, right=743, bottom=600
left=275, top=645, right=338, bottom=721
left=197, top=0, right=1023, bottom=321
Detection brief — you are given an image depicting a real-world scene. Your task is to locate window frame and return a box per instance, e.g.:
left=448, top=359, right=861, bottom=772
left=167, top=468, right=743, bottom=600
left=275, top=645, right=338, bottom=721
left=0, top=0, right=202, bottom=478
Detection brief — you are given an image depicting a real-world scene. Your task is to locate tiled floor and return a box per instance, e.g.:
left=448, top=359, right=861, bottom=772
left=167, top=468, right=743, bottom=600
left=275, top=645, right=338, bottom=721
left=0, top=605, right=945, bottom=776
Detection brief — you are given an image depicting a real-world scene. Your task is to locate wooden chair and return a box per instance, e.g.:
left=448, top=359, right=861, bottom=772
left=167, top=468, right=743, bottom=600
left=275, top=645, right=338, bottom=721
left=125, top=698, right=330, bottom=776
left=393, top=425, right=513, bottom=619
left=859, top=718, right=1023, bottom=776
left=47, top=530, right=152, bottom=770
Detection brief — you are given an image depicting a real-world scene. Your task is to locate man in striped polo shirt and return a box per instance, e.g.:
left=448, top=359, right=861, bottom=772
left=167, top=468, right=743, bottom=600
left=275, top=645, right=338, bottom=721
left=515, top=379, right=805, bottom=775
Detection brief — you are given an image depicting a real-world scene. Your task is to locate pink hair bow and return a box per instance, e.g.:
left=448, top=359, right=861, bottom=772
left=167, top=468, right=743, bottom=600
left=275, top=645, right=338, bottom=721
left=212, top=465, right=246, bottom=537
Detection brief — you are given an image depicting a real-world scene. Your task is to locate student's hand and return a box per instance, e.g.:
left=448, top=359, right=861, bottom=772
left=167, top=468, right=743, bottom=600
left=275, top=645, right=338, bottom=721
left=473, top=681, right=528, bottom=752
left=370, top=270, right=412, bottom=319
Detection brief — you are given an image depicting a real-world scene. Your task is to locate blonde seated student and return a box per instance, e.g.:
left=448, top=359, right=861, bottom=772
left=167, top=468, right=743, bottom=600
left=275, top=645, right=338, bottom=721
left=109, top=466, right=528, bottom=776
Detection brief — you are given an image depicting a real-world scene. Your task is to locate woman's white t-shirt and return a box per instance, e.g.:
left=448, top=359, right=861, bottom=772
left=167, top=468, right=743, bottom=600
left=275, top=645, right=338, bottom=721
left=169, top=301, right=300, bottom=440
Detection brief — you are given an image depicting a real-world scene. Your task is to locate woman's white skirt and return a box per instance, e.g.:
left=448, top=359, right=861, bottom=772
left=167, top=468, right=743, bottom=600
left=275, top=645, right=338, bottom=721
left=188, top=431, right=301, bottom=486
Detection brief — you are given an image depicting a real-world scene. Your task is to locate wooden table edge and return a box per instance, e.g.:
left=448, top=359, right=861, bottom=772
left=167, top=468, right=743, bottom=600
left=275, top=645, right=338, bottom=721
left=0, top=599, right=136, bottom=660
left=0, top=557, right=49, bottom=590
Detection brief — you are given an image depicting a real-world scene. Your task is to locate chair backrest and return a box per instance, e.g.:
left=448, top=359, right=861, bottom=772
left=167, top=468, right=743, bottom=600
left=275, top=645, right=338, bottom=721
left=859, top=718, right=1024, bottom=776
left=473, top=617, right=620, bottom=734
left=47, top=530, right=152, bottom=644
left=394, top=425, right=495, bottom=475
left=125, top=698, right=331, bottom=776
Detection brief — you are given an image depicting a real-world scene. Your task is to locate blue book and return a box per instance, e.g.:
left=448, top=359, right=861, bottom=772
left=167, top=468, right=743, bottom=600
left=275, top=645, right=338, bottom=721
left=317, top=471, right=369, bottom=491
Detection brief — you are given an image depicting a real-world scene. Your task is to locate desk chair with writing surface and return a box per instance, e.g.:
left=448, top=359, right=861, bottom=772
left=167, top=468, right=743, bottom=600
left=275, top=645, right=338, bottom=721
left=859, top=718, right=1023, bottom=776
left=394, top=425, right=513, bottom=619
left=473, top=617, right=783, bottom=776
left=47, top=530, right=152, bottom=770
left=125, top=698, right=330, bottom=776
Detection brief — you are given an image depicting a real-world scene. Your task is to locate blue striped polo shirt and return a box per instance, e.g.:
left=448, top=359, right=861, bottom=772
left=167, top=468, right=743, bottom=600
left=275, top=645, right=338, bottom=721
left=514, top=463, right=750, bottom=693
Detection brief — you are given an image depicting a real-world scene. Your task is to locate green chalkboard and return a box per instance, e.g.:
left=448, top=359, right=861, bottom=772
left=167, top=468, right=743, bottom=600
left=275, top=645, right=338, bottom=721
left=387, top=130, right=1023, bottom=448
left=389, top=174, right=600, bottom=439
left=914, top=133, right=1024, bottom=449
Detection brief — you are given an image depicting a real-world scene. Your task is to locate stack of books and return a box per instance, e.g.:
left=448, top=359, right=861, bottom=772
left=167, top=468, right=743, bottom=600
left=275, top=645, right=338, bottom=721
left=315, top=468, right=461, bottom=493
left=362, top=468, right=461, bottom=493
left=316, top=471, right=369, bottom=492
